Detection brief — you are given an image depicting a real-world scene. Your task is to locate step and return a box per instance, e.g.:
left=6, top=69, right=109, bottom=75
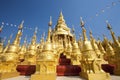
left=57, top=65, right=81, bottom=76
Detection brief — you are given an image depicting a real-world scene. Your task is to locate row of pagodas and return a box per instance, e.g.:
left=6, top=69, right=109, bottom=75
left=0, top=12, right=120, bottom=80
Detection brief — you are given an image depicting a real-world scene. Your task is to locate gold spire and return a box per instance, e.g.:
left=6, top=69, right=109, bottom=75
left=31, top=27, right=37, bottom=45
left=58, top=11, right=65, bottom=24
left=80, top=17, right=88, bottom=41
left=55, top=11, right=70, bottom=31
left=3, top=34, right=13, bottom=53
left=89, top=30, right=93, bottom=40
left=8, top=34, right=12, bottom=44
left=46, top=26, right=51, bottom=43
left=80, top=17, right=85, bottom=27
left=18, top=20, right=24, bottom=30
left=103, top=34, right=109, bottom=44
left=106, top=21, right=118, bottom=45
left=13, top=21, right=24, bottom=45
left=0, top=25, right=3, bottom=32
left=21, top=36, right=27, bottom=51
left=72, top=26, right=75, bottom=34
left=98, top=40, right=106, bottom=54
left=41, top=32, right=45, bottom=43
left=82, top=28, right=87, bottom=40
left=48, top=16, right=52, bottom=26
left=47, top=16, right=52, bottom=42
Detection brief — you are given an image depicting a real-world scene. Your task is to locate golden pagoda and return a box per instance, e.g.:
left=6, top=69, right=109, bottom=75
left=96, top=37, right=108, bottom=64
left=89, top=30, right=108, bottom=64
left=25, top=28, right=37, bottom=65
left=103, top=35, right=115, bottom=64
left=1, top=11, right=120, bottom=80
left=71, top=31, right=82, bottom=65
left=79, top=17, right=110, bottom=80
left=0, top=21, right=24, bottom=79
left=107, top=22, right=120, bottom=75
left=52, top=12, right=73, bottom=59
left=2, top=34, right=12, bottom=53
left=31, top=19, right=56, bottom=80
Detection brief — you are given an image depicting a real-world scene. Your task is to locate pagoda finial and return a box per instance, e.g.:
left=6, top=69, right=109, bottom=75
left=8, top=34, right=12, bottom=45
left=24, top=36, right=27, bottom=44
left=103, top=34, right=109, bottom=44
left=106, top=21, right=118, bottom=45
left=89, top=29, right=93, bottom=39
left=60, top=11, right=63, bottom=17
left=106, top=20, right=112, bottom=30
left=35, top=27, right=38, bottom=34
left=31, top=27, right=37, bottom=45
left=13, top=21, right=24, bottom=45
left=80, top=17, right=88, bottom=41
left=58, top=11, right=65, bottom=23
left=46, top=25, right=51, bottom=42
left=80, top=17, right=85, bottom=27
left=18, top=20, right=24, bottom=30
left=3, top=34, right=13, bottom=53
left=48, top=16, right=52, bottom=26
left=55, top=11, right=70, bottom=33
left=72, top=25, right=75, bottom=34
left=0, top=25, right=3, bottom=32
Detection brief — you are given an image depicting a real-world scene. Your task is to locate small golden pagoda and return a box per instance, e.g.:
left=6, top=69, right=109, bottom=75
left=64, top=34, right=72, bottom=59
left=96, top=37, right=108, bottom=64
left=25, top=28, right=37, bottom=65
left=79, top=18, right=110, bottom=80
left=103, top=35, right=115, bottom=64
left=2, top=34, right=12, bottom=54
left=31, top=20, right=56, bottom=80
left=89, top=30, right=108, bottom=64
left=0, top=34, right=12, bottom=63
left=0, top=21, right=24, bottom=79
left=107, top=22, right=120, bottom=75
left=71, top=32, right=82, bottom=65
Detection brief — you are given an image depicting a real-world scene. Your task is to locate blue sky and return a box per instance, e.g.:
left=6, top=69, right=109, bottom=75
left=0, top=0, right=120, bottom=45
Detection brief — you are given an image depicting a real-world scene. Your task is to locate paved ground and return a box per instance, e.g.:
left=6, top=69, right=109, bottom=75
left=3, top=75, right=120, bottom=80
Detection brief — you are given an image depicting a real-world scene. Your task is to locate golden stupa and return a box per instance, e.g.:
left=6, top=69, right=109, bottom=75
left=106, top=22, right=120, bottom=75
left=25, top=28, right=37, bottom=65
left=0, top=12, right=120, bottom=80
left=0, top=21, right=24, bottom=79
left=79, top=17, right=110, bottom=80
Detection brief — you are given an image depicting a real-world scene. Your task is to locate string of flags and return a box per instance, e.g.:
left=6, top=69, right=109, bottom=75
left=0, top=0, right=120, bottom=33
left=0, top=22, right=40, bottom=31
left=89, top=0, right=120, bottom=20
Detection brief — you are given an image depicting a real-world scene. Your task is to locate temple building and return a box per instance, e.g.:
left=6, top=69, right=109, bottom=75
left=0, top=12, right=120, bottom=80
